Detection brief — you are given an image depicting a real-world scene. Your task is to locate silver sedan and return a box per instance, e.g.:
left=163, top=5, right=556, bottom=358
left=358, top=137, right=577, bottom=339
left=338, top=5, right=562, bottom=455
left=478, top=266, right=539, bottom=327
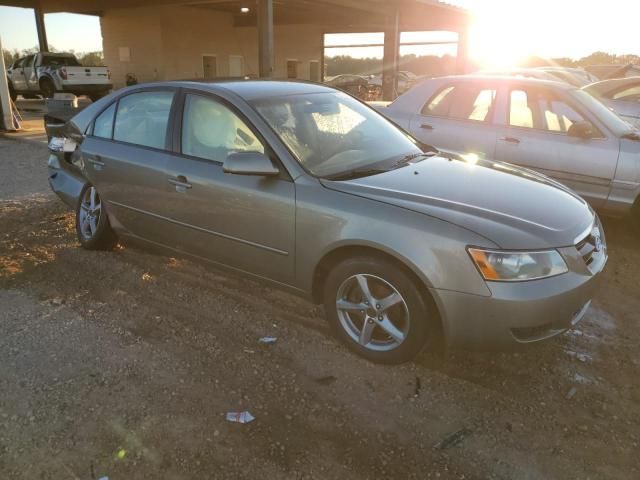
left=380, top=75, right=640, bottom=228
left=46, top=80, right=606, bottom=364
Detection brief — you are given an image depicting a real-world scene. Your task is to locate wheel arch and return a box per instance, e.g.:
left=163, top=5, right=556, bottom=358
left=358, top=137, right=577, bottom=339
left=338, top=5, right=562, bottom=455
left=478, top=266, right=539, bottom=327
left=311, top=243, right=444, bottom=343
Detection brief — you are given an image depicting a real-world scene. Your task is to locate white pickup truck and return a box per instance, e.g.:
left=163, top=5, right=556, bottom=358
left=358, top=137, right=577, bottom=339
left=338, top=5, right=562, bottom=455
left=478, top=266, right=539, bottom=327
left=6, top=52, right=112, bottom=102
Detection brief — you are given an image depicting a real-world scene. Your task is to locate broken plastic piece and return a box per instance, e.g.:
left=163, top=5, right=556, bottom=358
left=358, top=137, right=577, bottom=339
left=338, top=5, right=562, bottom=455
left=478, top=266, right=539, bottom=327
left=226, top=411, right=255, bottom=424
left=258, top=336, right=277, bottom=344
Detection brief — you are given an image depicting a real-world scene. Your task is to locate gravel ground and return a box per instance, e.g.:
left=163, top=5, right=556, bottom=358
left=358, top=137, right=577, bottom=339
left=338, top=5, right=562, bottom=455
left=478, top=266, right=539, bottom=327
left=0, top=137, right=639, bottom=479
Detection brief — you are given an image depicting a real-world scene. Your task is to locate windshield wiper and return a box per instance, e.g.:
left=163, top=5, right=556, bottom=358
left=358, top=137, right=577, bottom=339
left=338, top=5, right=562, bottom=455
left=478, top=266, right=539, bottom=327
left=325, top=168, right=391, bottom=181
left=392, top=151, right=438, bottom=168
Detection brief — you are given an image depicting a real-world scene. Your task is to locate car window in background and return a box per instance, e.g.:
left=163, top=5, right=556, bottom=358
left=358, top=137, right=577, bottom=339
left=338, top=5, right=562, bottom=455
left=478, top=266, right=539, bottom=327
left=422, top=85, right=496, bottom=121
left=181, top=94, right=264, bottom=162
left=253, top=91, right=422, bottom=178
left=13, top=58, right=25, bottom=68
left=537, top=92, right=586, bottom=133
left=113, top=91, right=174, bottom=150
left=509, top=90, right=534, bottom=128
left=573, top=89, right=635, bottom=137
left=614, top=86, right=640, bottom=102
left=41, top=56, right=81, bottom=67
left=93, top=103, right=116, bottom=139
left=421, top=86, right=454, bottom=116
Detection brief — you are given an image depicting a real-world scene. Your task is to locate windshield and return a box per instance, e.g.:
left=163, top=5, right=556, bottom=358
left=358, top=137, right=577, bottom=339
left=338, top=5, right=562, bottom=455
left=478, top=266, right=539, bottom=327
left=41, top=55, right=81, bottom=67
left=572, top=89, right=637, bottom=135
left=252, top=92, right=423, bottom=178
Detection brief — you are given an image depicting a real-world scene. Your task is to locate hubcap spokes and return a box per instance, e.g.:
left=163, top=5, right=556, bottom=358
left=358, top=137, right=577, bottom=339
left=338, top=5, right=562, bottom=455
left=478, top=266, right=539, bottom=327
left=79, top=187, right=101, bottom=240
left=336, top=274, right=409, bottom=352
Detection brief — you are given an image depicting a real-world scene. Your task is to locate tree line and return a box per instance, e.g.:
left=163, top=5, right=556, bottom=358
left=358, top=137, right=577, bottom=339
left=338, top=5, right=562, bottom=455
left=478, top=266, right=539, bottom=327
left=325, top=51, right=640, bottom=77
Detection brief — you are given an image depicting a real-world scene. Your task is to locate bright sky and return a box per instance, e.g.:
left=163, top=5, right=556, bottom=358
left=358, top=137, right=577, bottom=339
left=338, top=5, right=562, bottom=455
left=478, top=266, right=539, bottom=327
left=0, top=1, right=638, bottom=62
left=0, top=7, right=102, bottom=53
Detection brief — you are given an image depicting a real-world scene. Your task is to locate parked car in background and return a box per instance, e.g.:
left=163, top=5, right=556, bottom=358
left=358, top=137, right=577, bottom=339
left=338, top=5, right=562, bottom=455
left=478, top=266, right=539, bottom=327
left=45, top=80, right=606, bottom=363
left=534, top=67, right=598, bottom=87
left=585, top=64, right=640, bottom=81
left=481, top=67, right=595, bottom=87
left=381, top=75, right=640, bottom=227
left=324, top=74, right=380, bottom=100
left=583, top=77, right=640, bottom=128
left=6, top=52, right=112, bottom=102
left=369, top=71, right=420, bottom=95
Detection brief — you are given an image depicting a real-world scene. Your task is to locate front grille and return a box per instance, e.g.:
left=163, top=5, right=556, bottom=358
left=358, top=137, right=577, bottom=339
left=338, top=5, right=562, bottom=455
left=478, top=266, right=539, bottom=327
left=576, top=220, right=605, bottom=267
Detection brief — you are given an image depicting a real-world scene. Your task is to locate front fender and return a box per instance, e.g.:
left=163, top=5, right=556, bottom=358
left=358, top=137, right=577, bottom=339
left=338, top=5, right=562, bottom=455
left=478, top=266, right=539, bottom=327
left=295, top=180, right=496, bottom=298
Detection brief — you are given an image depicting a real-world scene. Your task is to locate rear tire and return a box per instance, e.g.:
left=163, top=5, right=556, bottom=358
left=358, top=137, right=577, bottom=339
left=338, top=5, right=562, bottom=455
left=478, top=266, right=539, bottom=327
left=323, top=256, right=433, bottom=364
left=75, top=184, right=118, bottom=251
left=8, top=82, right=17, bottom=102
left=40, top=78, right=55, bottom=99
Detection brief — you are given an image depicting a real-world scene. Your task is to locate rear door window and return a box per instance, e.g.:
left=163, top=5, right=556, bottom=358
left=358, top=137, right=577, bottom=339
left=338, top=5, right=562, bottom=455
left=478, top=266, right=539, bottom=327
left=422, top=84, right=496, bottom=122
left=113, top=91, right=175, bottom=150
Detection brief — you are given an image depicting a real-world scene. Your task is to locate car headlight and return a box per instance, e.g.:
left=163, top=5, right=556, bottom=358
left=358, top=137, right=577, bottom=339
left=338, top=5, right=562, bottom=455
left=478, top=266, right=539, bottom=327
left=468, top=248, right=568, bottom=282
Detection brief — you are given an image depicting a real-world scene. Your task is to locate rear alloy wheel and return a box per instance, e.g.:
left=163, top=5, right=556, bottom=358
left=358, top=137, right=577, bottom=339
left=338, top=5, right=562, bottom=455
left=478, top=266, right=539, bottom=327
left=40, top=78, right=55, bottom=99
left=76, top=184, right=118, bottom=250
left=324, top=256, right=432, bottom=364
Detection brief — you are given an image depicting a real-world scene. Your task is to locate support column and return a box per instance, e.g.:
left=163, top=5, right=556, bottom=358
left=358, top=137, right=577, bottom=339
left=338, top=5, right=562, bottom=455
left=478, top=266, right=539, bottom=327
left=382, top=6, right=400, bottom=101
left=0, top=34, right=17, bottom=131
left=34, top=2, right=49, bottom=52
left=258, top=0, right=274, bottom=78
left=456, top=28, right=469, bottom=74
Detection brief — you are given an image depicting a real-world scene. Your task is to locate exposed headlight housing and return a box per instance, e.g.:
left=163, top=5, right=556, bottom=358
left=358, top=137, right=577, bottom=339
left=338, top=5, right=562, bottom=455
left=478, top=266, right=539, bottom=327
left=468, top=248, right=568, bottom=282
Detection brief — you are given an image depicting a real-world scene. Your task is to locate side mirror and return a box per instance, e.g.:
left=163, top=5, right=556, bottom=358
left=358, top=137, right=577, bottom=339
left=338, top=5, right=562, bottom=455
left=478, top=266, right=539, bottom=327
left=223, top=151, right=280, bottom=177
left=568, top=121, right=597, bottom=140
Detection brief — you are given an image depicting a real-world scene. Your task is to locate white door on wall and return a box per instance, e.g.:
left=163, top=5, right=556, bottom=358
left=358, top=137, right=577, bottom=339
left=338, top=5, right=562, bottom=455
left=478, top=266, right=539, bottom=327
left=229, top=55, right=244, bottom=77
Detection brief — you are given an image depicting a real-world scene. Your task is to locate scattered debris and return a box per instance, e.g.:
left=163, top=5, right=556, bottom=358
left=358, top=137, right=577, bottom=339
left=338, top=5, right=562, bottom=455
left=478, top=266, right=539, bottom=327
left=226, top=411, right=255, bottom=424
left=141, top=273, right=152, bottom=281
left=243, top=348, right=255, bottom=354
left=315, top=375, right=337, bottom=385
left=433, top=428, right=472, bottom=450
left=566, top=387, right=577, bottom=400
left=258, top=336, right=278, bottom=344
left=414, top=376, right=421, bottom=397
left=116, top=448, right=126, bottom=460
left=98, top=477, right=109, bottom=480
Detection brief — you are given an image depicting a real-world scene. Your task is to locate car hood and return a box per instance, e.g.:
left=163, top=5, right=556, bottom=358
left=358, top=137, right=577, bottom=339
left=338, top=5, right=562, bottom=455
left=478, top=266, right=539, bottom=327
left=321, top=155, right=594, bottom=249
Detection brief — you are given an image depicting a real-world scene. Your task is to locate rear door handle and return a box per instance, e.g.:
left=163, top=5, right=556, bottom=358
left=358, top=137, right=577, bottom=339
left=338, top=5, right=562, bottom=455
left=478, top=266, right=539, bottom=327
left=420, top=123, right=434, bottom=130
left=168, top=175, right=192, bottom=192
left=499, top=136, right=521, bottom=144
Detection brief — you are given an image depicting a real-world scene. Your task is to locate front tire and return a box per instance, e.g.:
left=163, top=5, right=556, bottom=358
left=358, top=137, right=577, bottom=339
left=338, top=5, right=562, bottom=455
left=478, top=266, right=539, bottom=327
left=323, top=256, right=433, bottom=364
left=75, top=184, right=118, bottom=250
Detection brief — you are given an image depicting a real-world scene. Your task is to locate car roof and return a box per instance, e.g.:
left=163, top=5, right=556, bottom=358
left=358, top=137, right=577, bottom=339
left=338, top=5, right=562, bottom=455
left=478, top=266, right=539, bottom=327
left=153, top=79, right=337, bottom=101
left=429, top=74, right=575, bottom=89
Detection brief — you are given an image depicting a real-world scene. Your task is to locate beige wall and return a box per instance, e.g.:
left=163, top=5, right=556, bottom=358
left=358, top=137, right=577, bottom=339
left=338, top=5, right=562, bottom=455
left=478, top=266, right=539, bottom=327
left=101, top=5, right=324, bottom=89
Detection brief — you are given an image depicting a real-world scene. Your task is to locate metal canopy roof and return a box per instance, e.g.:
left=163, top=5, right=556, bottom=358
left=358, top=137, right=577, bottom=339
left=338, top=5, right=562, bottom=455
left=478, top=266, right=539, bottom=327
left=1, top=0, right=469, bottom=31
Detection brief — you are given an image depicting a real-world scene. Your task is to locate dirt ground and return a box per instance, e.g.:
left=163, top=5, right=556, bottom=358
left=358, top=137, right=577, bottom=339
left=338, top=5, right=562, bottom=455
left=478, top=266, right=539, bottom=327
left=0, top=137, right=638, bottom=479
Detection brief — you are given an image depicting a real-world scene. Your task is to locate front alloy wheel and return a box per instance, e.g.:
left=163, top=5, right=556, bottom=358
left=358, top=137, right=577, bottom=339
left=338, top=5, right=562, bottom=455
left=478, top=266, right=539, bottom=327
left=75, top=184, right=117, bottom=250
left=324, top=256, right=433, bottom=364
left=336, top=274, right=409, bottom=352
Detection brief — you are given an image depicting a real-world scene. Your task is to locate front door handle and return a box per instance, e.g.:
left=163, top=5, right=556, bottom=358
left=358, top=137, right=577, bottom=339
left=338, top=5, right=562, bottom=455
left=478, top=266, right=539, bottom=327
left=168, top=175, right=192, bottom=193
left=87, top=155, right=105, bottom=169
left=499, top=136, right=521, bottom=144
left=420, top=123, right=434, bottom=130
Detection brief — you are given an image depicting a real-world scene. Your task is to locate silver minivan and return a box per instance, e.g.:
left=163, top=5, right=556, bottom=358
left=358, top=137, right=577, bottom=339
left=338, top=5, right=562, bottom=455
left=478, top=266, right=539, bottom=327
left=381, top=75, right=640, bottom=227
